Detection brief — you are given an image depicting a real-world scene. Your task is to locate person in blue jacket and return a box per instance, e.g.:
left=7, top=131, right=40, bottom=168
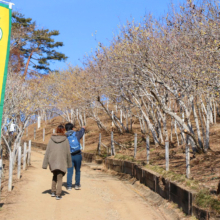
left=65, top=122, right=85, bottom=190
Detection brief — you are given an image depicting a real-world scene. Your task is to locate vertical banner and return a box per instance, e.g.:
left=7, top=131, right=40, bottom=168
left=0, top=3, right=12, bottom=137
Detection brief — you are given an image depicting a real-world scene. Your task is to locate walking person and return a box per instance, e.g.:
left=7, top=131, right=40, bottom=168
left=42, top=125, right=72, bottom=200
left=65, top=122, right=85, bottom=190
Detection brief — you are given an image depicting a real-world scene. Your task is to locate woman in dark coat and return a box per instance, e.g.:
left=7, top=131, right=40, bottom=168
left=42, top=125, right=72, bottom=200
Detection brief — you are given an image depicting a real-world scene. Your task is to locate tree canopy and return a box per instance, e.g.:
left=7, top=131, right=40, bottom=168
left=10, top=12, right=67, bottom=77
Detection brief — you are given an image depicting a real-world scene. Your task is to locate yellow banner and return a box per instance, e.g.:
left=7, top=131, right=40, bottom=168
left=0, top=3, right=11, bottom=136
left=0, top=4, right=10, bottom=100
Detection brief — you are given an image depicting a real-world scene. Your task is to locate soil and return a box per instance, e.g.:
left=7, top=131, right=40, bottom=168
left=0, top=150, right=189, bottom=220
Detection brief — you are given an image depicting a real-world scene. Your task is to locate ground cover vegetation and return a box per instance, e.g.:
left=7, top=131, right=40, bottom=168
left=1, top=0, right=220, bottom=215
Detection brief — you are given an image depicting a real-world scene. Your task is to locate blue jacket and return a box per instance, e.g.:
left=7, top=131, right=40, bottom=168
left=66, top=128, right=85, bottom=155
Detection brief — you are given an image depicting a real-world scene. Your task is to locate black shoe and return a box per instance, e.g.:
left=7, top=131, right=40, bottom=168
left=56, top=196, right=62, bottom=200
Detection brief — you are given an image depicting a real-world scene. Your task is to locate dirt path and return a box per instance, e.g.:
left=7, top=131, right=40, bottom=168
left=0, top=150, right=177, bottom=220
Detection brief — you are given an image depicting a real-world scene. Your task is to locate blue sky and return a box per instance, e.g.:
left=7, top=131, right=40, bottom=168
left=10, top=0, right=184, bottom=71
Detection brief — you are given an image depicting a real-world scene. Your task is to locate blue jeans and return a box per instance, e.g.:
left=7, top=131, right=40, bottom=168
left=67, top=154, right=82, bottom=187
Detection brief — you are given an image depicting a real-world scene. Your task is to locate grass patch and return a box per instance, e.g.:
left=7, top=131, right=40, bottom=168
left=195, top=189, right=220, bottom=214
left=144, top=165, right=199, bottom=191
left=144, top=165, right=220, bottom=214
left=96, top=154, right=107, bottom=159
left=99, top=153, right=108, bottom=159
left=114, top=154, right=135, bottom=162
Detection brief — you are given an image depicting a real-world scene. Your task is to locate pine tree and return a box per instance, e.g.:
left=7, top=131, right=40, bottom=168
left=10, top=12, right=67, bottom=77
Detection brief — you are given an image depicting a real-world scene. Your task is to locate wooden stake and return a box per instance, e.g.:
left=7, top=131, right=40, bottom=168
left=112, top=111, right=114, bottom=127
left=23, top=142, right=27, bottom=170
left=8, top=152, right=13, bottom=191
left=126, top=113, right=128, bottom=131
left=17, top=146, right=21, bottom=179
left=186, top=142, right=190, bottom=178
left=28, top=140, right=31, bottom=166
left=170, top=118, right=173, bottom=142
left=98, top=133, right=101, bottom=155
left=214, top=101, right=217, bottom=124
left=165, top=140, right=169, bottom=171
left=111, top=131, right=115, bottom=156
left=146, top=135, right=150, bottom=164
left=134, top=133, right=137, bottom=159
left=174, top=119, right=179, bottom=146
left=37, top=116, right=41, bottom=129
left=34, top=128, right=36, bottom=140
left=43, top=128, right=45, bottom=142
left=12, top=143, right=18, bottom=170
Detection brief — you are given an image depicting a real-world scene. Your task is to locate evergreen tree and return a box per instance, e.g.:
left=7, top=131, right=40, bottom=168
left=10, top=12, right=67, bottom=77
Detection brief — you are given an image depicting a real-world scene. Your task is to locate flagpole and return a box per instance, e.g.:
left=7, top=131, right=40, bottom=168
left=0, top=0, right=15, bottom=9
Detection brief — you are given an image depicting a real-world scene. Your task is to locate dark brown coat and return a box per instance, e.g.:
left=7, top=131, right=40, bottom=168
left=42, top=134, right=72, bottom=174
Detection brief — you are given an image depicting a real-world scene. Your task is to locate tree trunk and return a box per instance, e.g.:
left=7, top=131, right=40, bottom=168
left=23, top=51, right=33, bottom=78
left=197, top=104, right=206, bottom=144
left=98, top=99, right=123, bottom=133
left=192, top=101, right=203, bottom=149
left=205, top=99, right=210, bottom=151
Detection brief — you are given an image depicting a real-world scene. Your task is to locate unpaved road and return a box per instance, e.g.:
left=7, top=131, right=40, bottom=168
left=0, top=151, right=176, bottom=220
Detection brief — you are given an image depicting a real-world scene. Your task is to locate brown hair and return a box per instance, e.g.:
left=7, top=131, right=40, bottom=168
left=56, top=125, right=65, bottom=134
